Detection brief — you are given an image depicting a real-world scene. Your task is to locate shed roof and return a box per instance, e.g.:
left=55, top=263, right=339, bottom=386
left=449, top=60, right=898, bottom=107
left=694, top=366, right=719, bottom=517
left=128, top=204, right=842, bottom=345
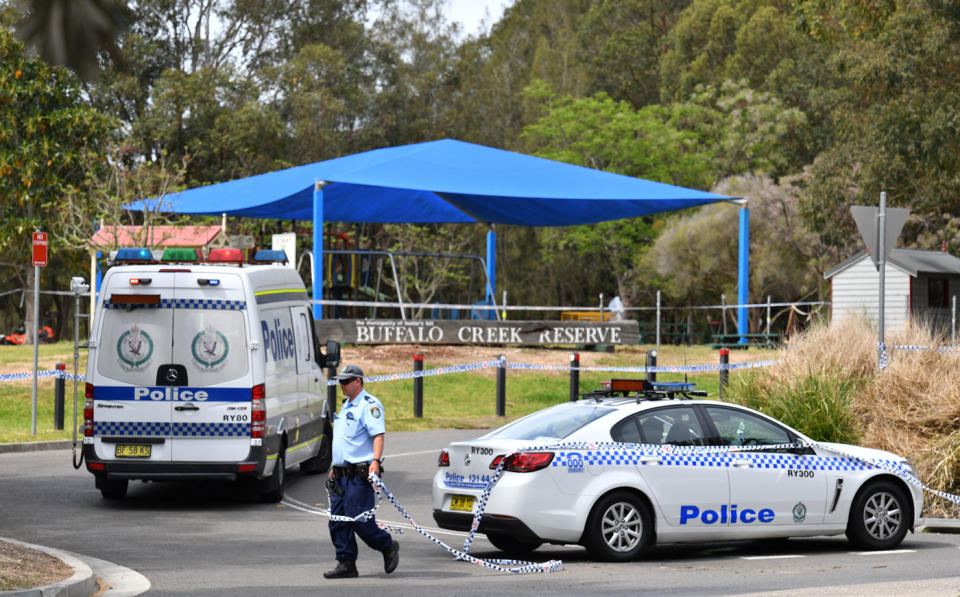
left=824, top=249, right=960, bottom=279
left=90, top=225, right=224, bottom=249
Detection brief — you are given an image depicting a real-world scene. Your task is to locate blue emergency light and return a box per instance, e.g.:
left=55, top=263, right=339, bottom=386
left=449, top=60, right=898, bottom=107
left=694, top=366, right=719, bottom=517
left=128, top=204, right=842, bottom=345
left=251, top=249, right=288, bottom=264
left=114, top=248, right=153, bottom=263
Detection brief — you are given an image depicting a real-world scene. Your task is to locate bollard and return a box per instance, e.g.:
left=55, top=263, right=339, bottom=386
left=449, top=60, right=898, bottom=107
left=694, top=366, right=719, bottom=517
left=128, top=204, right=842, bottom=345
left=569, top=352, right=580, bottom=402
left=645, top=349, right=658, bottom=383
left=54, top=363, right=65, bottom=430
left=413, top=352, right=424, bottom=418
left=719, top=348, right=730, bottom=398
left=496, top=354, right=506, bottom=416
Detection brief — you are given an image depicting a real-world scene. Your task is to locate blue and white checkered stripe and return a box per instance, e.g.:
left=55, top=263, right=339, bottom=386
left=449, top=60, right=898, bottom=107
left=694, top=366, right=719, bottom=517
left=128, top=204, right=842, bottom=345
left=95, top=421, right=248, bottom=438
left=95, top=421, right=171, bottom=436
left=103, top=298, right=246, bottom=310
left=171, top=422, right=248, bottom=437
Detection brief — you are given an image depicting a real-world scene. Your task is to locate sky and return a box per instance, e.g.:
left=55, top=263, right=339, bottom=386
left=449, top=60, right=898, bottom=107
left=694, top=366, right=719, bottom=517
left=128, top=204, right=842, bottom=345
left=444, top=0, right=513, bottom=38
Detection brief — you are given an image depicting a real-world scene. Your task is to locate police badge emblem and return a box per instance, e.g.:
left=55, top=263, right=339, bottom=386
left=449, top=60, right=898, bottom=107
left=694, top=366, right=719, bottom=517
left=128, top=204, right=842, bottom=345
left=117, top=325, right=154, bottom=370
left=191, top=327, right=229, bottom=369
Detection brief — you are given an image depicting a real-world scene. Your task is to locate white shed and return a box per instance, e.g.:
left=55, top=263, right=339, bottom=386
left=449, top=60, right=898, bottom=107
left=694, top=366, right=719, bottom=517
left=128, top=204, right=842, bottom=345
left=824, top=249, right=960, bottom=333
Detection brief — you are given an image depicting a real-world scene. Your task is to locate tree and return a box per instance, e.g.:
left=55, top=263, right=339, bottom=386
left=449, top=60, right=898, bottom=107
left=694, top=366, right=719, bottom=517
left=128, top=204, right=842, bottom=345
left=645, top=174, right=820, bottom=332
left=0, top=28, right=113, bottom=341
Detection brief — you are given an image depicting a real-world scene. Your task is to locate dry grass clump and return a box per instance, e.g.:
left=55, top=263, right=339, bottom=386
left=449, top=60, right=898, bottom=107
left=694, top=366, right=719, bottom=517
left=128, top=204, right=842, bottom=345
left=728, top=316, right=960, bottom=517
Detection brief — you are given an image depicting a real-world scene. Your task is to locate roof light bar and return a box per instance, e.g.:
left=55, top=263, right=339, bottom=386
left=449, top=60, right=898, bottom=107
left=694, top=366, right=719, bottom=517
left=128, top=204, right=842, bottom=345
left=251, top=249, right=288, bottom=264
left=207, top=248, right=245, bottom=264
left=161, top=248, right=202, bottom=262
left=114, top=247, right=154, bottom=264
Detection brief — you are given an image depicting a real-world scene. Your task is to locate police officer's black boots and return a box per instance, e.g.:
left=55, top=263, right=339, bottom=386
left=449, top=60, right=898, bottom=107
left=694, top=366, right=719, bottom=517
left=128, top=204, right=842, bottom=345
left=383, top=540, right=399, bottom=574
left=323, top=561, right=359, bottom=579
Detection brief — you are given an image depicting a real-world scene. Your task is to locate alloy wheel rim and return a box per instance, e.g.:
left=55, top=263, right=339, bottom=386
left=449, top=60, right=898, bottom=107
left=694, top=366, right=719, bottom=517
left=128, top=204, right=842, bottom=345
left=601, top=502, right=643, bottom=552
left=863, top=491, right=902, bottom=540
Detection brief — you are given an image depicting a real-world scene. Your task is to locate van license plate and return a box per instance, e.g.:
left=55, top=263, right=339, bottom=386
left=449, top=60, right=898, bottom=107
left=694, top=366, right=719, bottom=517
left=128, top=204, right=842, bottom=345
left=450, top=495, right=474, bottom=512
left=115, top=445, right=151, bottom=458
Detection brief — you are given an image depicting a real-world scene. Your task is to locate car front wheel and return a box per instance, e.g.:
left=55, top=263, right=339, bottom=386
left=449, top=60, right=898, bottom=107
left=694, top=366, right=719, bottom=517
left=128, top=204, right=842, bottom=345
left=846, top=480, right=909, bottom=550
left=584, top=491, right=652, bottom=561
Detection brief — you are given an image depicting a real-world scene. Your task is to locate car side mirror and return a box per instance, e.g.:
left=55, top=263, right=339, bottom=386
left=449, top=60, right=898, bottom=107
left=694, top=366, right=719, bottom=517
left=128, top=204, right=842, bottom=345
left=323, top=340, right=341, bottom=369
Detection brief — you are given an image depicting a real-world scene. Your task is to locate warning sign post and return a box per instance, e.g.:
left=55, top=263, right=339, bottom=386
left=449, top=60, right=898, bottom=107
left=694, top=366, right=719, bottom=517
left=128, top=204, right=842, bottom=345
left=31, top=231, right=47, bottom=435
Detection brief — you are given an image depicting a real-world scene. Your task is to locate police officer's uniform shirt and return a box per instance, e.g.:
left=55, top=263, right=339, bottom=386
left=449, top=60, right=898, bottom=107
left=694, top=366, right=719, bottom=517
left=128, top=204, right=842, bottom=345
left=331, top=389, right=385, bottom=466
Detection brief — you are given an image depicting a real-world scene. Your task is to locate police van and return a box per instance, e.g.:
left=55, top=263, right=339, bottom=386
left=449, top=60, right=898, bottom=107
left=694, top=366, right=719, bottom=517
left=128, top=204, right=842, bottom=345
left=82, top=247, right=335, bottom=501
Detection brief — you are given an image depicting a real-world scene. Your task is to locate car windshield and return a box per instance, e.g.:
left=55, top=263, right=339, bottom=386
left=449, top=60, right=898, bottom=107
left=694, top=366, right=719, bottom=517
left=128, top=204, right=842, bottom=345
left=485, top=404, right=615, bottom=441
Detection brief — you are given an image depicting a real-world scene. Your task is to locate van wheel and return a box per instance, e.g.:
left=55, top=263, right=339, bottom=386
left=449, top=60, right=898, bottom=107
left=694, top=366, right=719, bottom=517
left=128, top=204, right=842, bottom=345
left=584, top=491, right=652, bottom=562
left=258, top=452, right=285, bottom=503
left=846, top=480, right=909, bottom=550
left=300, top=427, right=332, bottom=474
left=98, top=478, right=128, bottom=500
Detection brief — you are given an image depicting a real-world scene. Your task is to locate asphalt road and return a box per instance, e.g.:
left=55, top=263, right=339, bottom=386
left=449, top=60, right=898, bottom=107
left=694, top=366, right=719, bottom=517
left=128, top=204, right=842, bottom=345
left=2, top=429, right=959, bottom=596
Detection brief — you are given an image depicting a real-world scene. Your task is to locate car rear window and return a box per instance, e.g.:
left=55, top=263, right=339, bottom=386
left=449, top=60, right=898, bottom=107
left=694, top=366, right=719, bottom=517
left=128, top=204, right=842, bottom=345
left=485, top=404, right=615, bottom=441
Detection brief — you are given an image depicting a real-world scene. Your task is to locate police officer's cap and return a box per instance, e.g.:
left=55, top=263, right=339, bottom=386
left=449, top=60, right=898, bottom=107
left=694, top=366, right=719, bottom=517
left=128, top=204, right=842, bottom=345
left=334, top=364, right=364, bottom=381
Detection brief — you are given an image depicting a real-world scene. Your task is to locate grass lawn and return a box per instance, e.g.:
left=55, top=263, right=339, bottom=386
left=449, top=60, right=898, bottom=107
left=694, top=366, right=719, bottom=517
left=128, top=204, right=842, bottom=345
left=0, top=341, right=777, bottom=443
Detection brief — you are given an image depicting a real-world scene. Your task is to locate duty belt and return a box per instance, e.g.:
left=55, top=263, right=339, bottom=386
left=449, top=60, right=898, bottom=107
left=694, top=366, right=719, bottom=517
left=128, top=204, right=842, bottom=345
left=332, top=461, right=371, bottom=479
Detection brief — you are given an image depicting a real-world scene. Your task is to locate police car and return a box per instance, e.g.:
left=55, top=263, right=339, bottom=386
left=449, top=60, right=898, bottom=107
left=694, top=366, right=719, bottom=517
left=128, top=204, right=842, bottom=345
left=432, top=379, right=923, bottom=561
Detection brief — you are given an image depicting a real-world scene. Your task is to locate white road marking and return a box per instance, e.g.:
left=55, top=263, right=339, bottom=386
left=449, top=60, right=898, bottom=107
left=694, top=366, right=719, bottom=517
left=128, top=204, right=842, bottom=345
left=386, top=448, right=443, bottom=459
left=850, top=549, right=916, bottom=555
left=741, top=555, right=805, bottom=560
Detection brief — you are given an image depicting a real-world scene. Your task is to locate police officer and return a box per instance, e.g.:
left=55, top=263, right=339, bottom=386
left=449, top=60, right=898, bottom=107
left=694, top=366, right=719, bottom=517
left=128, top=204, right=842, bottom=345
left=324, top=365, right=399, bottom=579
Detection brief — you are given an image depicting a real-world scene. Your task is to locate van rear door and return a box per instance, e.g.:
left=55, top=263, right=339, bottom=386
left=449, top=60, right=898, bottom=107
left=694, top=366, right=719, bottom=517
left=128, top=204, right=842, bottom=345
left=169, top=271, right=252, bottom=462
left=93, top=272, right=176, bottom=462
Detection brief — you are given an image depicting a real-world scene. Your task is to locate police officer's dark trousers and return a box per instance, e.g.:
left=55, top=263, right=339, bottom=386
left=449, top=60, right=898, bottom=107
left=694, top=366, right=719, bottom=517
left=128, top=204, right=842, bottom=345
left=328, top=474, right=392, bottom=563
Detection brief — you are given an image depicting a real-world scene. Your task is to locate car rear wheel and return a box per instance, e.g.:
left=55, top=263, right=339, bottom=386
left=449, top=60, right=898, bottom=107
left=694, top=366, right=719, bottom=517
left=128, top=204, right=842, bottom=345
left=485, top=533, right=542, bottom=555
left=846, top=480, right=909, bottom=550
left=584, top=491, right=652, bottom=562
left=258, top=451, right=286, bottom=503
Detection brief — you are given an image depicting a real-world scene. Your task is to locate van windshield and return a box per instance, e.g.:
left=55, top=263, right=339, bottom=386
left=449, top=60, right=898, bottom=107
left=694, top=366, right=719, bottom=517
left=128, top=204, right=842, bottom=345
left=97, top=305, right=248, bottom=386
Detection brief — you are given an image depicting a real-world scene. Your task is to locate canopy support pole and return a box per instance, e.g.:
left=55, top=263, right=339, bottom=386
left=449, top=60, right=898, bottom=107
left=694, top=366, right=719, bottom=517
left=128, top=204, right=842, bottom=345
left=737, top=202, right=749, bottom=343
left=313, top=180, right=328, bottom=320
left=486, top=226, right=496, bottom=320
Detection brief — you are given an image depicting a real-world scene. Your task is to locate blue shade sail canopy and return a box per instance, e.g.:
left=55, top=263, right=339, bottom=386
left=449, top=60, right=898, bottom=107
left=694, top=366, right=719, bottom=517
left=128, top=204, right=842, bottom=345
left=130, top=139, right=742, bottom=332
left=134, top=139, right=729, bottom=225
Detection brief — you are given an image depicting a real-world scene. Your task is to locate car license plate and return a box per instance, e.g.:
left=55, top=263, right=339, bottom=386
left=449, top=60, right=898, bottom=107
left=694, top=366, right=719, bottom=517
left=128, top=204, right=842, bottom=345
left=450, top=495, right=474, bottom=512
left=115, top=444, right=151, bottom=458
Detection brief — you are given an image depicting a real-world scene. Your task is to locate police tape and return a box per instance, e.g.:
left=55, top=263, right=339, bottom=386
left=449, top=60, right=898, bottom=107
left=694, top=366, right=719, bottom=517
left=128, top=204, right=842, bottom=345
left=893, top=344, right=957, bottom=353
left=0, top=369, right=84, bottom=383
left=319, top=358, right=781, bottom=386
left=320, top=475, right=564, bottom=574
left=1, top=357, right=779, bottom=386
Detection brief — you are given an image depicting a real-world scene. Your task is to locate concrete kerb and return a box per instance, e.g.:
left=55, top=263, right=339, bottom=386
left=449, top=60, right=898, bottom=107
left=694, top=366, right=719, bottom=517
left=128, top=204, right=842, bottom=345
left=0, top=441, right=73, bottom=455
left=1, top=539, right=95, bottom=597
left=0, top=538, right=150, bottom=597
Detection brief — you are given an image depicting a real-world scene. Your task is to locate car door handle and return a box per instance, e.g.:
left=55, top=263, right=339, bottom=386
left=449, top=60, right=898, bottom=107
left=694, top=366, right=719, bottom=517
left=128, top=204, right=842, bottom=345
left=174, top=404, right=200, bottom=411
left=637, top=456, right=661, bottom=464
left=732, top=459, right=753, bottom=468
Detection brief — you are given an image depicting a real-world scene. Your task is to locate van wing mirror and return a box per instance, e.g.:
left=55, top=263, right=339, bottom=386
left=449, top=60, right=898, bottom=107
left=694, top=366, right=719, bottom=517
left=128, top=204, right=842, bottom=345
left=323, top=340, right=341, bottom=369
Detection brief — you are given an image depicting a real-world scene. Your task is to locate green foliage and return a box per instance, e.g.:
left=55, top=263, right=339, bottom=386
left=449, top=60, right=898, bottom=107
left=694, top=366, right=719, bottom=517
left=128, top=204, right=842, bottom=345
left=724, top=369, right=863, bottom=445
left=0, top=28, right=113, bottom=276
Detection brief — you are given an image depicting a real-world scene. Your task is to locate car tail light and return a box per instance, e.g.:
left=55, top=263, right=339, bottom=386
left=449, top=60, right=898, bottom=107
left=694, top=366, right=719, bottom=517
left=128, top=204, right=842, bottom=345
left=490, top=452, right=554, bottom=473
left=251, top=384, right=266, bottom=438
left=437, top=449, right=450, bottom=467
left=83, top=383, right=94, bottom=437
